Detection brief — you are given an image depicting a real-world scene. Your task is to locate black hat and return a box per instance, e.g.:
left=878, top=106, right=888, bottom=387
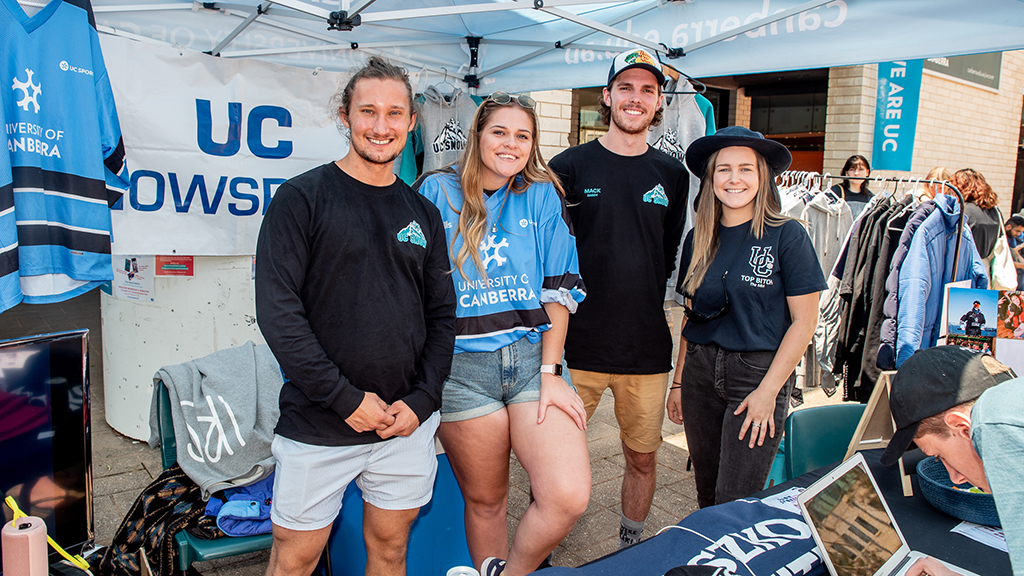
left=879, top=346, right=1016, bottom=466
left=607, top=48, right=665, bottom=86
left=684, top=126, right=792, bottom=180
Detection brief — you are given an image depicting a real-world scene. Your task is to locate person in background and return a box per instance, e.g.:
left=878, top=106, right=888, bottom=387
left=667, top=126, right=825, bottom=507
left=924, top=166, right=952, bottom=199
left=959, top=301, right=985, bottom=337
left=952, top=168, right=1017, bottom=290
left=255, top=56, right=457, bottom=576
left=1005, top=215, right=1024, bottom=290
left=548, top=48, right=690, bottom=549
left=830, top=154, right=873, bottom=219
left=880, top=347, right=1021, bottom=576
left=416, top=93, right=589, bottom=576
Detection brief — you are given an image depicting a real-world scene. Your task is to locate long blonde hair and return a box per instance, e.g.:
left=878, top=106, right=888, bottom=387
left=680, top=149, right=788, bottom=296
left=449, top=98, right=564, bottom=280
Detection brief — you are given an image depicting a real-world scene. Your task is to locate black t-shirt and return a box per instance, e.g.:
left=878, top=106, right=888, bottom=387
left=548, top=139, right=689, bottom=374
left=255, top=163, right=457, bottom=446
left=677, top=219, right=827, bottom=351
left=964, top=203, right=1001, bottom=260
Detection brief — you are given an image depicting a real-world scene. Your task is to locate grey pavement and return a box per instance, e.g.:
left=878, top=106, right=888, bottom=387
left=2, top=294, right=839, bottom=575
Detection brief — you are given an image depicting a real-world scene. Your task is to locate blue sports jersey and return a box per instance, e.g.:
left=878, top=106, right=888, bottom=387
left=418, top=171, right=585, bottom=354
left=1, top=0, right=128, bottom=312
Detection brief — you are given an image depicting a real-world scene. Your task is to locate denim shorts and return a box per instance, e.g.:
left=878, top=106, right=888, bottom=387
left=441, top=336, right=573, bottom=422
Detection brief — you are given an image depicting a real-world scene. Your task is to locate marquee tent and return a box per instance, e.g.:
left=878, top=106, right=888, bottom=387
left=92, top=0, right=1024, bottom=93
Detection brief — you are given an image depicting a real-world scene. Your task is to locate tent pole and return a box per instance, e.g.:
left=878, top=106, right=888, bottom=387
left=684, top=0, right=834, bottom=54
left=539, top=6, right=664, bottom=55
left=478, top=2, right=655, bottom=80
left=210, top=1, right=269, bottom=57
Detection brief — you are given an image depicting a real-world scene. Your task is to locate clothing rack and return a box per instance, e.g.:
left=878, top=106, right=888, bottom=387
left=784, top=173, right=966, bottom=283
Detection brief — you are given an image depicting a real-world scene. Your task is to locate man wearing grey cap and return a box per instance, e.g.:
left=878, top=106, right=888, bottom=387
left=548, top=47, right=690, bottom=548
left=881, top=346, right=1022, bottom=576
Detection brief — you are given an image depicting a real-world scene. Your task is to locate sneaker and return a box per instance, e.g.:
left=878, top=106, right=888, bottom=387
left=536, top=551, right=554, bottom=570
left=480, top=557, right=506, bottom=576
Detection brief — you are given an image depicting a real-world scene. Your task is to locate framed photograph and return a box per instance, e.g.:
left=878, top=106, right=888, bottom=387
left=946, top=287, right=997, bottom=338
left=997, top=291, right=1024, bottom=339
left=946, top=334, right=995, bottom=355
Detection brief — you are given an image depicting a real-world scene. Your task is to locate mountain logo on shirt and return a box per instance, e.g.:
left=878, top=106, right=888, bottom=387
left=652, top=129, right=685, bottom=161
left=643, top=184, right=669, bottom=207
left=479, top=234, right=509, bottom=268
left=748, top=246, right=775, bottom=278
left=12, top=69, right=42, bottom=114
left=431, top=118, right=466, bottom=154
left=397, top=221, right=427, bottom=248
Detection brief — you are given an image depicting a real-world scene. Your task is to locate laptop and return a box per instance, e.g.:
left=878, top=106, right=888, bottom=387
left=796, top=453, right=980, bottom=576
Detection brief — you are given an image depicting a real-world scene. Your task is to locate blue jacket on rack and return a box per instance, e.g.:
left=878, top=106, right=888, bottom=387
left=896, top=194, right=989, bottom=367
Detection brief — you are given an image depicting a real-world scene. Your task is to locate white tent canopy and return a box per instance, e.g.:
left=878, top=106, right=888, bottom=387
left=92, top=0, right=1024, bottom=94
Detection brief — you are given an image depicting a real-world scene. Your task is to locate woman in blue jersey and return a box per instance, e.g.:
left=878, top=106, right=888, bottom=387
left=416, top=93, right=589, bottom=576
left=666, top=127, right=826, bottom=508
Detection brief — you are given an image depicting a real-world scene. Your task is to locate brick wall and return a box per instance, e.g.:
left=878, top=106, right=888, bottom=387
left=530, top=89, right=574, bottom=162
left=824, top=51, right=1024, bottom=213
left=823, top=64, right=877, bottom=177
left=729, top=87, right=752, bottom=128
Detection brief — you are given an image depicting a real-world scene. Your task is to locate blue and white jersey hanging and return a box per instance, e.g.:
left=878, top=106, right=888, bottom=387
left=2, top=0, right=129, bottom=312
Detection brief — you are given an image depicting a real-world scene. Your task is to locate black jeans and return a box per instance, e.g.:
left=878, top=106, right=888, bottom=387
left=680, top=341, right=793, bottom=508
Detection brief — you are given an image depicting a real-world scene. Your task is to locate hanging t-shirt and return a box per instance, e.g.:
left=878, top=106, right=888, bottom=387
left=678, top=219, right=827, bottom=352
left=549, top=139, right=689, bottom=374
left=646, top=92, right=716, bottom=302
left=414, top=87, right=481, bottom=173
left=1, top=0, right=129, bottom=312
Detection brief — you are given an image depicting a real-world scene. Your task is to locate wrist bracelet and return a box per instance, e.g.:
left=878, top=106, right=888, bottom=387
left=670, top=384, right=682, bottom=390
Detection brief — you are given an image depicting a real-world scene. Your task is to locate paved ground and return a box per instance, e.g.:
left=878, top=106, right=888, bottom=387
left=1, top=293, right=839, bottom=575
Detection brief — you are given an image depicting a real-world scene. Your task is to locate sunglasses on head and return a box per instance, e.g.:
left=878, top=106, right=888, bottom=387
left=487, top=92, right=536, bottom=109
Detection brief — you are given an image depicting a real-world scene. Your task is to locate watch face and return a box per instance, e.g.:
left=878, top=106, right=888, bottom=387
left=542, top=364, right=562, bottom=376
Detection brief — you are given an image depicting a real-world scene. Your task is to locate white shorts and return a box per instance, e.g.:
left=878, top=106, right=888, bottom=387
left=270, top=411, right=440, bottom=531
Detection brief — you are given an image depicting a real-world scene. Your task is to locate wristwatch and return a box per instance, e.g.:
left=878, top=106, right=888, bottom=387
left=540, top=364, right=563, bottom=376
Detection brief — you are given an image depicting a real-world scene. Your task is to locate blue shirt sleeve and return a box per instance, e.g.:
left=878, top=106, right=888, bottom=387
left=536, top=182, right=585, bottom=311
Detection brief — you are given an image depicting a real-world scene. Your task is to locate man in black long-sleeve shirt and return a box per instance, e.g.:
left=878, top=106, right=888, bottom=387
left=255, top=56, right=456, bottom=576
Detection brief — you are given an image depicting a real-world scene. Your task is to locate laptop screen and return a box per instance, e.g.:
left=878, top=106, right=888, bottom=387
left=804, top=460, right=903, bottom=576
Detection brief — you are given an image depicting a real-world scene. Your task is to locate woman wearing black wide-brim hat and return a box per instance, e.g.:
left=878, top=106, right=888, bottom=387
left=666, top=126, right=828, bottom=507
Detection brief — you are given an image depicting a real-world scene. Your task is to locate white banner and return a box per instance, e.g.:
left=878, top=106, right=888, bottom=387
left=101, top=35, right=350, bottom=255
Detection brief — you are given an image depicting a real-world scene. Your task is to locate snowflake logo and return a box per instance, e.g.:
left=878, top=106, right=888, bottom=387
left=479, top=235, right=509, bottom=268
left=12, top=69, right=41, bottom=114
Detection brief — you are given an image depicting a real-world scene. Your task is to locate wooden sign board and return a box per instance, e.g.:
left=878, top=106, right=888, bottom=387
left=845, top=371, right=913, bottom=496
left=845, top=371, right=896, bottom=458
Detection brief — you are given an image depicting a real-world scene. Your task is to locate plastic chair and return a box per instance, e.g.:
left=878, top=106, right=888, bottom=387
left=156, top=382, right=273, bottom=575
left=783, top=403, right=866, bottom=481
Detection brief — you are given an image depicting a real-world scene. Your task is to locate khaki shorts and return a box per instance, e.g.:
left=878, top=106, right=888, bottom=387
left=570, top=368, right=670, bottom=454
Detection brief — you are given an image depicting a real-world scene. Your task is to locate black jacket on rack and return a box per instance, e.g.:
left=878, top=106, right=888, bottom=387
left=834, top=196, right=911, bottom=402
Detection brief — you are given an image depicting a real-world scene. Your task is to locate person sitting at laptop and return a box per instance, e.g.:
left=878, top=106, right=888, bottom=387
left=880, top=346, right=1021, bottom=576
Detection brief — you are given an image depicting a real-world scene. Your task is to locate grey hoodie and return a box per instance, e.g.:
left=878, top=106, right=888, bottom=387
left=418, top=86, right=479, bottom=172
left=801, top=192, right=853, bottom=276
left=149, top=341, right=283, bottom=499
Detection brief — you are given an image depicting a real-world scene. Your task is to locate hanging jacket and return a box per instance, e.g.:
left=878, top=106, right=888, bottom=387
left=876, top=201, right=937, bottom=370
left=801, top=193, right=854, bottom=277
left=895, top=194, right=989, bottom=367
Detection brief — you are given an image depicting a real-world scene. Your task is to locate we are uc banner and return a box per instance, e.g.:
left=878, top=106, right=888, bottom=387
left=872, top=60, right=923, bottom=172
